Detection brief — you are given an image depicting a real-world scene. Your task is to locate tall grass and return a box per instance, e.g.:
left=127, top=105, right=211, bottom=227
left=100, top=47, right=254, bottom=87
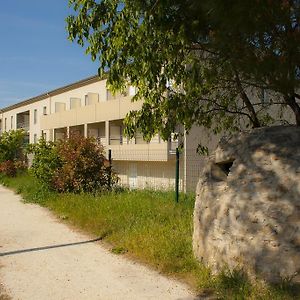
left=1, top=173, right=298, bottom=300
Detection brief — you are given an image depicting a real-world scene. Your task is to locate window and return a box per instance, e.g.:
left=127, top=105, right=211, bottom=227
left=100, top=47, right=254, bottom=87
left=41, top=130, right=46, bottom=140
left=43, top=106, right=47, bottom=115
left=106, top=90, right=113, bottom=101
left=34, top=109, right=38, bottom=124
left=11, top=116, right=13, bottom=129
left=4, top=118, right=7, bottom=131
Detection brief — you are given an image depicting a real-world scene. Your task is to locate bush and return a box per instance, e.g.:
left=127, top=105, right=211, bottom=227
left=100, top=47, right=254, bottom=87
left=53, top=135, right=116, bottom=193
left=0, top=130, right=26, bottom=163
left=0, top=159, right=27, bottom=177
left=0, top=160, right=17, bottom=177
left=29, top=135, right=118, bottom=193
left=28, top=139, right=62, bottom=187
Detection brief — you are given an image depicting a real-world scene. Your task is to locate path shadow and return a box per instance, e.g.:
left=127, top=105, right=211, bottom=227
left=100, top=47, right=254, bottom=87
left=0, top=237, right=102, bottom=257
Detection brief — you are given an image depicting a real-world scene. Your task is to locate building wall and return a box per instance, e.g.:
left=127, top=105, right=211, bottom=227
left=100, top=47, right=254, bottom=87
left=48, top=80, right=108, bottom=113
left=113, top=159, right=184, bottom=191
left=1, top=98, right=50, bottom=143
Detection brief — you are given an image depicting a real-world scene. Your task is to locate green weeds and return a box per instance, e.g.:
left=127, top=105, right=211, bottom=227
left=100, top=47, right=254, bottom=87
left=1, top=173, right=298, bottom=300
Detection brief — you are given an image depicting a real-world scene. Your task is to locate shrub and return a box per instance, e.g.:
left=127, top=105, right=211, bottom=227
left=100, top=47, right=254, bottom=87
left=0, top=129, right=26, bottom=163
left=0, top=160, right=17, bottom=177
left=53, top=134, right=116, bottom=193
left=29, top=135, right=118, bottom=193
left=28, top=138, right=62, bottom=187
left=14, top=160, right=28, bottom=172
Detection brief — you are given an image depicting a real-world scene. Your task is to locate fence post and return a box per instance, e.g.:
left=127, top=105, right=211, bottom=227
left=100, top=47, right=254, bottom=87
left=175, top=147, right=180, bottom=203
left=108, top=149, right=112, bottom=190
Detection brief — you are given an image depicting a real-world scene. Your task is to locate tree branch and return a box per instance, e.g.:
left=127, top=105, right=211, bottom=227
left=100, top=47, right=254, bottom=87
left=233, top=70, right=261, bottom=127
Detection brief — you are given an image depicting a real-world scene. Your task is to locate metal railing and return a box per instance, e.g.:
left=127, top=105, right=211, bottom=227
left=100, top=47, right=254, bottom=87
left=169, top=140, right=179, bottom=154
left=109, top=135, right=123, bottom=145
left=95, top=136, right=106, bottom=147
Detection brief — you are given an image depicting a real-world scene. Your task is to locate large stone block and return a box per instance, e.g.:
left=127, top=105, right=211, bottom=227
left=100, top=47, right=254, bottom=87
left=193, top=126, right=300, bottom=283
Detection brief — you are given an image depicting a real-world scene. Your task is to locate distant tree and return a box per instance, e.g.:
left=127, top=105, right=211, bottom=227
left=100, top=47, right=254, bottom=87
left=67, top=0, right=300, bottom=143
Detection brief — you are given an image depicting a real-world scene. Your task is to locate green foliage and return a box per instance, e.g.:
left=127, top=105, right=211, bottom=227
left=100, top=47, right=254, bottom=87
left=28, top=135, right=117, bottom=193
left=28, top=138, right=62, bottom=187
left=0, top=130, right=27, bottom=177
left=0, top=160, right=17, bottom=177
left=53, top=134, right=116, bottom=193
left=2, top=173, right=299, bottom=300
left=67, top=0, right=300, bottom=142
left=0, top=130, right=26, bottom=163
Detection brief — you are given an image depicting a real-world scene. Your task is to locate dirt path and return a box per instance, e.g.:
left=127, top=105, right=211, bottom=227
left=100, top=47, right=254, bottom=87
left=0, top=185, right=195, bottom=300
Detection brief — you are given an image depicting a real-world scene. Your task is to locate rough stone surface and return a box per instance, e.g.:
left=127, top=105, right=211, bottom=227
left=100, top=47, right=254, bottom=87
left=193, top=126, right=300, bottom=283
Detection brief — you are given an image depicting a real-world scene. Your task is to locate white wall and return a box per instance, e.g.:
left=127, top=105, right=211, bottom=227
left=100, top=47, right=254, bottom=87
left=1, top=98, right=50, bottom=143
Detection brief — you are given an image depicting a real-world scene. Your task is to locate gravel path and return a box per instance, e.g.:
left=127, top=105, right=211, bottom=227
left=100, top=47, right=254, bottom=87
left=0, top=185, right=195, bottom=300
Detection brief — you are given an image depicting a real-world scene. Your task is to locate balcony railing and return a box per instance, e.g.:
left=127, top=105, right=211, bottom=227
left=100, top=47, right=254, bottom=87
left=17, top=121, right=30, bottom=131
left=110, top=135, right=123, bottom=145
left=95, top=136, right=106, bottom=147
left=169, top=140, right=179, bottom=154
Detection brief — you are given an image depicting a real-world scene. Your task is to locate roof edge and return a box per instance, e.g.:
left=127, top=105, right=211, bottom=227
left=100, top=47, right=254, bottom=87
left=0, top=74, right=103, bottom=113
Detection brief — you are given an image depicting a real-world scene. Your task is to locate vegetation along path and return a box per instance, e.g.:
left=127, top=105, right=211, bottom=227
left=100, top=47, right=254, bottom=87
left=0, top=185, right=195, bottom=300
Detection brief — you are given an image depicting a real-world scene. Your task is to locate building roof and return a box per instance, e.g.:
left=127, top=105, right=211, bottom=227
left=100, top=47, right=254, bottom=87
left=0, top=75, right=101, bottom=113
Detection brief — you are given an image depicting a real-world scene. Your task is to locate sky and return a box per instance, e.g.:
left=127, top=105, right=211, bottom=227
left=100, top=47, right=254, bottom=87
left=0, top=0, right=98, bottom=109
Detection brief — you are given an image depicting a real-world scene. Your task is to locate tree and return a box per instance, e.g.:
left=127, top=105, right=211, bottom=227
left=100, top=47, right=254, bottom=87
left=67, top=0, right=300, bottom=143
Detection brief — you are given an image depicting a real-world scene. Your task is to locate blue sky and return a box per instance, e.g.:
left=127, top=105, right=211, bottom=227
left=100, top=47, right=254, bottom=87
left=0, top=0, right=98, bottom=109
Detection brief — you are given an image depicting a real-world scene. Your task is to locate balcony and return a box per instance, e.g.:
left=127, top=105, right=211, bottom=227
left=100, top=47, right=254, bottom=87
left=95, top=136, right=106, bottom=147
left=17, top=121, right=30, bottom=132
left=41, top=96, right=143, bottom=130
left=40, top=96, right=179, bottom=161
left=108, top=141, right=171, bottom=161
left=17, top=111, right=30, bottom=132
left=106, top=131, right=176, bottom=161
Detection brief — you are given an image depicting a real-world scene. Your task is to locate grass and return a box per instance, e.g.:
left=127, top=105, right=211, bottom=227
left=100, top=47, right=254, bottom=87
left=1, top=172, right=299, bottom=300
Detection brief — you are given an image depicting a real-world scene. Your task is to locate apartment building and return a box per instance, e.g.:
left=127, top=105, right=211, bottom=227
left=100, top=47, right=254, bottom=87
left=0, top=76, right=208, bottom=192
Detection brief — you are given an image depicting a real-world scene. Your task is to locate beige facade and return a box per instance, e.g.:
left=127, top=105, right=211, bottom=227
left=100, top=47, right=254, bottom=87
left=0, top=75, right=206, bottom=192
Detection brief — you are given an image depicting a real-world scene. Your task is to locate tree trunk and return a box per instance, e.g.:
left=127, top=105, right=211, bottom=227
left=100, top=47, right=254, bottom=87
left=285, top=96, right=300, bottom=126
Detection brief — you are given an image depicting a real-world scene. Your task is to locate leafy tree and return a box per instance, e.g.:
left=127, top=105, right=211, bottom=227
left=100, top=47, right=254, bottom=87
left=67, top=0, right=300, bottom=142
left=0, top=129, right=26, bottom=162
